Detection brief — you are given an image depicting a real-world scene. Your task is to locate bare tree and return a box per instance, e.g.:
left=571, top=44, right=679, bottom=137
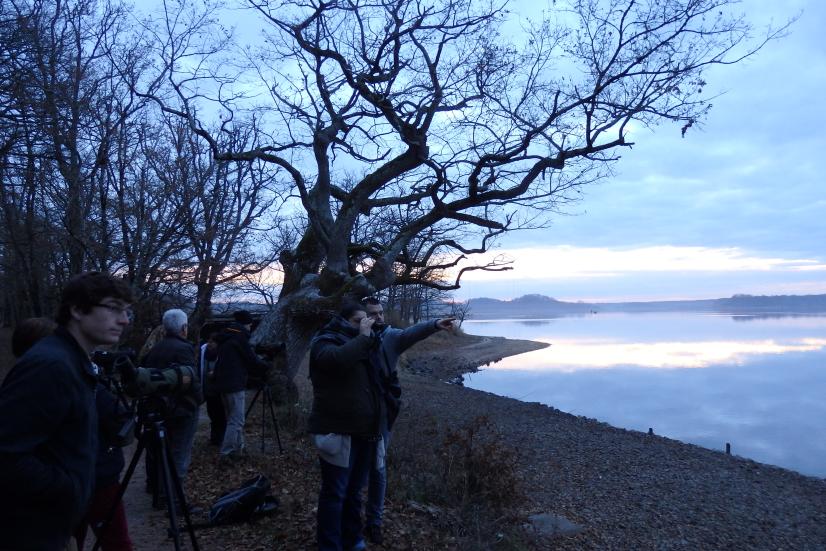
left=0, top=0, right=144, bottom=320
left=449, top=298, right=471, bottom=327
left=8, top=0, right=141, bottom=273
left=143, top=0, right=788, bottom=382
left=147, top=117, right=286, bottom=330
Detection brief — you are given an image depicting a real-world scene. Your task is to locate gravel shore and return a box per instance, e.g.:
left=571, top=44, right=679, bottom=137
left=399, top=332, right=826, bottom=550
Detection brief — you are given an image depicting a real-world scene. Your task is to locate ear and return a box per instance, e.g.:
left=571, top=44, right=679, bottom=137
left=69, top=304, right=85, bottom=322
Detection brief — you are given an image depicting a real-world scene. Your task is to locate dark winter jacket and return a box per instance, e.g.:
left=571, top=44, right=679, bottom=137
left=0, top=327, right=99, bottom=550
left=142, top=333, right=202, bottom=416
left=94, top=384, right=129, bottom=488
left=213, top=323, right=269, bottom=394
left=308, top=316, right=383, bottom=438
left=373, top=320, right=441, bottom=431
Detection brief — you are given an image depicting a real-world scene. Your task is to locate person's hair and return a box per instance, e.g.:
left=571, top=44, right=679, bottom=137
left=55, top=271, right=134, bottom=326
left=360, top=296, right=381, bottom=308
left=11, top=317, right=58, bottom=357
left=162, top=309, right=188, bottom=335
left=233, top=310, right=254, bottom=325
left=339, top=301, right=365, bottom=321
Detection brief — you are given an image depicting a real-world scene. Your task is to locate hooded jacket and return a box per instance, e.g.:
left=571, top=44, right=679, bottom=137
left=308, top=315, right=383, bottom=438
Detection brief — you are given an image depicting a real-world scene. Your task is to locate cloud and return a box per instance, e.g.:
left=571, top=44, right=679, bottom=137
left=458, top=245, right=826, bottom=282
left=485, top=337, right=826, bottom=371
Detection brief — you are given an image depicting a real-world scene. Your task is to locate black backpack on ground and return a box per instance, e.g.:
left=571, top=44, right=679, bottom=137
left=207, top=474, right=279, bottom=526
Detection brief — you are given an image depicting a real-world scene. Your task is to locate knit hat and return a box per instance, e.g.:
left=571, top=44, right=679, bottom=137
left=233, top=310, right=254, bottom=325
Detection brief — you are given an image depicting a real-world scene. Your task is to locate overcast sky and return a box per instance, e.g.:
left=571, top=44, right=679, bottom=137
left=455, top=0, right=826, bottom=302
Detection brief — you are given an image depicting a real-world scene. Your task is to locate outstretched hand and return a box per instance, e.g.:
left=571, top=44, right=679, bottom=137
left=436, top=317, right=457, bottom=332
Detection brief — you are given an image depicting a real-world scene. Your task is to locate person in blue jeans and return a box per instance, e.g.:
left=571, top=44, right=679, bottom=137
left=213, top=310, right=270, bottom=461
left=309, top=302, right=385, bottom=551
left=360, top=297, right=455, bottom=545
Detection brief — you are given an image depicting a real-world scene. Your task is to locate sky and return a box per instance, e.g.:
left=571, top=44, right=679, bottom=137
left=139, top=0, right=825, bottom=304
left=453, top=0, right=826, bottom=302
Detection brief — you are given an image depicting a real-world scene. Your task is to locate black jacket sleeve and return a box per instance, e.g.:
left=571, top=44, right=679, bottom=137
left=310, top=334, right=375, bottom=375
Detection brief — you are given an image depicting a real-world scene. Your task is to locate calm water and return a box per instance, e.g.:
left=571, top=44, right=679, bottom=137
left=462, top=313, right=826, bottom=478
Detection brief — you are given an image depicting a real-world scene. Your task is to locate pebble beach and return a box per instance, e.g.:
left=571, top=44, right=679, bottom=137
left=398, top=331, right=826, bottom=550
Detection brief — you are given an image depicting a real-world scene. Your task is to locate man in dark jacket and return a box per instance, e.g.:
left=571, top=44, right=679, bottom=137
left=309, top=302, right=383, bottom=551
left=213, top=310, right=269, bottom=460
left=142, top=309, right=201, bottom=489
left=0, top=271, right=133, bottom=550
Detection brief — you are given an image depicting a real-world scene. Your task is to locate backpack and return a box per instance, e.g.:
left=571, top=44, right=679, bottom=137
left=208, top=474, right=278, bottom=526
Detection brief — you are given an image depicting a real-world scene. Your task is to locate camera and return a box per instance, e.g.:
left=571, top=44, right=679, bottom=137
left=93, top=350, right=194, bottom=398
left=254, top=341, right=286, bottom=361
left=94, top=349, right=138, bottom=378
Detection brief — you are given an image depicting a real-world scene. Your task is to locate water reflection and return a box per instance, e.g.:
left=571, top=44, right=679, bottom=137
left=462, top=314, right=826, bottom=477
left=493, top=337, right=826, bottom=371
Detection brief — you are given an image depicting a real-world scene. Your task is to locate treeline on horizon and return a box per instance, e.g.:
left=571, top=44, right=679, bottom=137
left=466, top=293, right=826, bottom=318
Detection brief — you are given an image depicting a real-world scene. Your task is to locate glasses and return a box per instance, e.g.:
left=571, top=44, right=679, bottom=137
left=93, top=303, right=134, bottom=321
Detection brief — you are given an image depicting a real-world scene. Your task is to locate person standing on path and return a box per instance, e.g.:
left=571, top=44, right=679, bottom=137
left=0, top=272, right=133, bottom=550
left=360, top=297, right=455, bottom=545
left=309, top=302, right=380, bottom=551
left=142, top=309, right=202, bottom=498
left=213, top=310, right=269, bottom=462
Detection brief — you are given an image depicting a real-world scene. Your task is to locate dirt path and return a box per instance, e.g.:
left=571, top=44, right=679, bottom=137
left=120, top=415, right=207, bottom=550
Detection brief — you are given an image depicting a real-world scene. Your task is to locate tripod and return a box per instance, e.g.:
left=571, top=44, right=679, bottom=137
left=93, top=405, right=200, bottom=551
left=245, top=384, right=283, bottom=453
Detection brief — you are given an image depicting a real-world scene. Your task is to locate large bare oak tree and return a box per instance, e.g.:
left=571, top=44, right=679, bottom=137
left=143, top=0, right=787, bottom=384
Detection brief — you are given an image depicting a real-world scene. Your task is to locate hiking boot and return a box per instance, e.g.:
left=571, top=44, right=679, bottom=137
left=364, top=524, right=383, bottom=544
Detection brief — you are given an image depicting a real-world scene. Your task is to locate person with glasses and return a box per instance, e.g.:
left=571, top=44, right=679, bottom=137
left=0, top=271, right=133, bottom=550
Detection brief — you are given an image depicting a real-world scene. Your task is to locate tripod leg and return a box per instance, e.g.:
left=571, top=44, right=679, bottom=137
left=245, top=387, right=262, bottom=420
left=260, top=389, right=266, bottom=452
left=156, top=424, right=184, bottom=551
left=265, top=387, right=284, bottom=454
left=161, top=428, right=201, bottom=551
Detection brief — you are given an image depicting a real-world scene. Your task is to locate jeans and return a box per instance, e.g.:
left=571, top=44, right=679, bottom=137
left=317, top=436, right=374, bottom=551
left=366, top=433, right=388, bottom=528
left=167, top=409, right=199, bottom=479
left=220, top=391, right=246, bottom=456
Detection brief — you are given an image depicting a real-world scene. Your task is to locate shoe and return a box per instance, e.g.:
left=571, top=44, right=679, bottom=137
left=364, top=524, right=383, bottom=544
left=350, top=539, right=367, bottom=551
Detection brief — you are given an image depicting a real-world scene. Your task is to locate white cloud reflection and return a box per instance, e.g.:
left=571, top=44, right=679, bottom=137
left=492, top=337, right=826, bottom=371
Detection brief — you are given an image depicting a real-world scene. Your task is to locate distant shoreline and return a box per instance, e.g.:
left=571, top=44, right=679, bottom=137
left=466, top=293, right=826, bottom=319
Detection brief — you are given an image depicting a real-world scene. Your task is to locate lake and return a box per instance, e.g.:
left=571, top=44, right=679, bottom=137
left=461, top=313, right=826, bottom=478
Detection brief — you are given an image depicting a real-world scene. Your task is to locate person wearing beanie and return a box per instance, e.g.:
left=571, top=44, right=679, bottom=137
left=213, top=310, right=269, bottom=461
